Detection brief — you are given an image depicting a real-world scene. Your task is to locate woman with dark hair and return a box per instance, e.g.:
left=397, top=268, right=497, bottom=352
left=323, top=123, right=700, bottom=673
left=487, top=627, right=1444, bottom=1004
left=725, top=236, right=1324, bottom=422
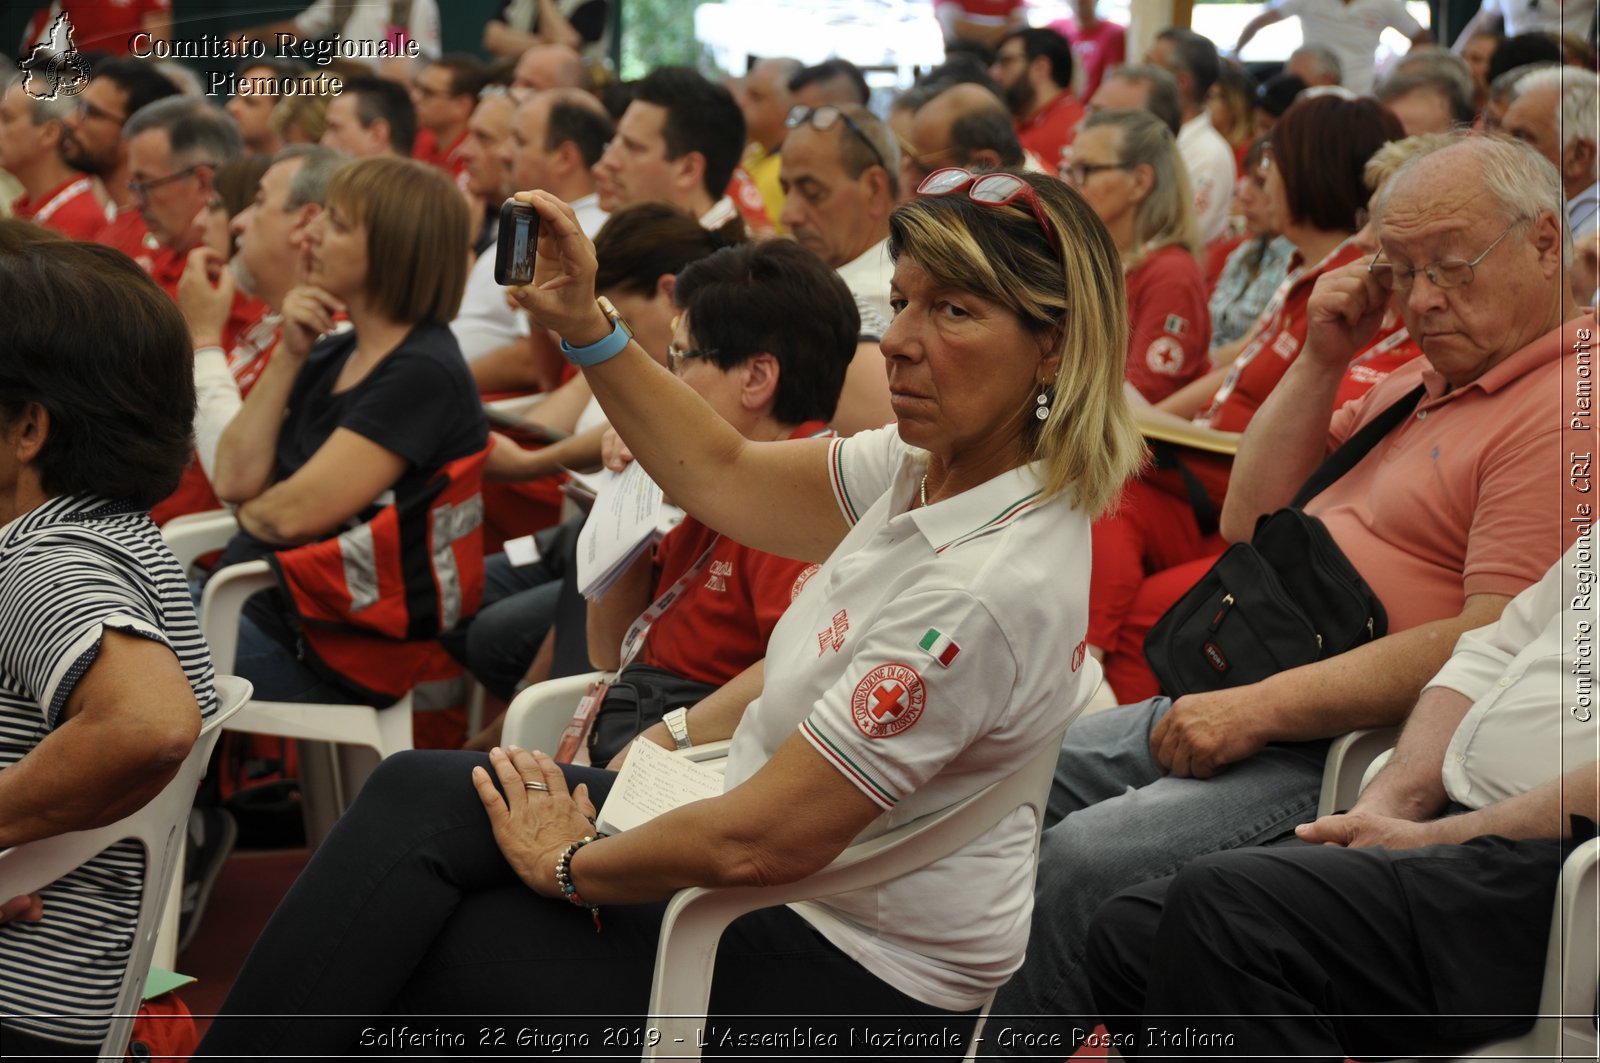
left=197, top=168, right=1143, bottom=1057
left=209, top=156, right=488, bottom=709
left=1085, top=94, right=1407, bottom=703
left=0, top=221, right=216, bottom=1057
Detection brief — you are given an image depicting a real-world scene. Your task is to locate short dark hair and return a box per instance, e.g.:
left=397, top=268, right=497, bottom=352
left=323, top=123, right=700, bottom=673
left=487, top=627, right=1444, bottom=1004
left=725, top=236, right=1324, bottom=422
left=1272, top=94, right=1404, bottom=231
left=1001, top=28, right=1076, bottom=90
left=0, top=220, right=194, bottom=509
left=432, top=54, right=490, bottom=99
left=788, top=59, right=870, bottom=105
left=950, top=105, right=1026, bottom=168
left=346, top=75, right=418, bottom=155
left=632, top=67, right=746, bottom=202
left=1155, top=27, right=1221, bottom=105
left=94, top=58, right=182, bottom=118
left=1487, top=33, right=1566, bottom=84
left=674, top=241, right=857, bottom=425
left=546, top=97, right=614, bottom=169
left=593, top=202, right=742, bottom=298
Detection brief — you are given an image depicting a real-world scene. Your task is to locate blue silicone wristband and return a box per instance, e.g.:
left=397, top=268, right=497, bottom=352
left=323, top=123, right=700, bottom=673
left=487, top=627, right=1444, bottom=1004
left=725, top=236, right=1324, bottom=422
left=559, top=318, right=630, bottom=367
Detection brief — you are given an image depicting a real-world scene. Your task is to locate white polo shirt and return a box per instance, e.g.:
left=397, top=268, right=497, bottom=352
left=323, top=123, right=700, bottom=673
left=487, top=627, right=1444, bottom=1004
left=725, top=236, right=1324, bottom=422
left=1268, top=0, right=1423, bottom=94
left=1426, top=535, right=1596, bottom=810
left=1176, top=112, right=1237, bottom=244
left=724, top=425, right=1100, bottom=1011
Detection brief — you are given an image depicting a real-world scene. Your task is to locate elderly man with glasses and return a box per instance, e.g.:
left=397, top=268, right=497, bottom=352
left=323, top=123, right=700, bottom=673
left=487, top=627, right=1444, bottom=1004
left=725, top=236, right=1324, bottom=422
left=991, top=132, right=1591, bottom=1052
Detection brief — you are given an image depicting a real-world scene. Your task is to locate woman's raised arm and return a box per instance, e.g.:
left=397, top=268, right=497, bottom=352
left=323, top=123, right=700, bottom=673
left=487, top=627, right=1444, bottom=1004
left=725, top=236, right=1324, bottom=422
left=509, top=192, right=851, bottom=564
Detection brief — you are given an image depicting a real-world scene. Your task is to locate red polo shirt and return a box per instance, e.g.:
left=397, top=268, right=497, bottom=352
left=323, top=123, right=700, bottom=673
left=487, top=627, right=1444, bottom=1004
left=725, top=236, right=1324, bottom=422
left=413, top=127, right=469, bottom=180
left=12, top=175, right=110, bottom=240
left=1015, top=89, right=1085, bottom=175
left=1123, top=245, right=1212, bottom=403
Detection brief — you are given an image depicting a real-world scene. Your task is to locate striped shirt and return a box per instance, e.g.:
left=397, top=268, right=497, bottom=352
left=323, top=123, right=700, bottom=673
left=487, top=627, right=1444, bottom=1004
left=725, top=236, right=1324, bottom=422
left=0, top=495, right=215, bottom=1046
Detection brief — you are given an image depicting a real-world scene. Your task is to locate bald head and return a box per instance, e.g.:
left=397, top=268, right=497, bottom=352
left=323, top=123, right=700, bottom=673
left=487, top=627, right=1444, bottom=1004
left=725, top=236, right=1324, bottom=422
left=514, top=45, right=584, bottom=94
left=902, top=83, right=1023, bottom=195
left=741, top=57, right=801, bottom=151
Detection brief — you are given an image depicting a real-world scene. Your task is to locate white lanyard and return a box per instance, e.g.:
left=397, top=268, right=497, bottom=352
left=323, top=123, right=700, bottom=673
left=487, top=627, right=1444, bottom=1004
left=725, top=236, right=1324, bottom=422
left=31, top=176, right=93, bottom=224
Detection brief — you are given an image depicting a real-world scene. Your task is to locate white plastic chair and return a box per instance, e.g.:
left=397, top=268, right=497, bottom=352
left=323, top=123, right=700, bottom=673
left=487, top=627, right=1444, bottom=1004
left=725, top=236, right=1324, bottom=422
left=201, top=561, right=415, bottom=845
left=159, top=508, right=239, bottom=577
left=0, top=675, right=249, bottom=1060
left=1321, top=727, right=1600, bottom=1061
left=642, top=715, right=1076, bottom=1063
left=500, top=672, right=732, bottom=769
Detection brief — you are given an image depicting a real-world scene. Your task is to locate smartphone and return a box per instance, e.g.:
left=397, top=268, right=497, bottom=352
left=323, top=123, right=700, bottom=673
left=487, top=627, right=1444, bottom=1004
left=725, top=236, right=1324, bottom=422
left=494, top=199, right=539, bottom=286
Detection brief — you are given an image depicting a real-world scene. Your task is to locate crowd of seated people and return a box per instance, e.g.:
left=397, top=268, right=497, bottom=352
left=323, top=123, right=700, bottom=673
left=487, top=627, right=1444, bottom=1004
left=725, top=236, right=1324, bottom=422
left=1, top=8, right=1598, bottom=1059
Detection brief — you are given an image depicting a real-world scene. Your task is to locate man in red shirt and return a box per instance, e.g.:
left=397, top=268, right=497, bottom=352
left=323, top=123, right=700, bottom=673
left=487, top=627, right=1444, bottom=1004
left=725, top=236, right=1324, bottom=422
left=21, top=0, right=170, bottom=56
left=410, top=55, right=487, bottom=180
left=60, top=58, right=179, bottom=264
left=0, top=76, right=108, bottom=239
left=990, top=27, right=1085, bottom=174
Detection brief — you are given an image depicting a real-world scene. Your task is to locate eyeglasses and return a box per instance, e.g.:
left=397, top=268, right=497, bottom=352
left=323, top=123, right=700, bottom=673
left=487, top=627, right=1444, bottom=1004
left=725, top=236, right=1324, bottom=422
left=127, top=163, right=213, bottom=200
left=74, top=97, right=126, bottom=126
left=1062, top=160, right=1135, bottom=186
left=1367, top=221, right=1521, bottom=292
left=667, top=344, right=716, bottom=374
left=915, top=168, right=1061, bottom=253
left=785, top=105, right=888, bottom=173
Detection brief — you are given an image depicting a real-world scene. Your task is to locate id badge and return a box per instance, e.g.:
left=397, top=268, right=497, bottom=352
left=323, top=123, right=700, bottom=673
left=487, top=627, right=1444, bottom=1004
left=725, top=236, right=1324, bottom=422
left=555, top=680, right=609, bottom=763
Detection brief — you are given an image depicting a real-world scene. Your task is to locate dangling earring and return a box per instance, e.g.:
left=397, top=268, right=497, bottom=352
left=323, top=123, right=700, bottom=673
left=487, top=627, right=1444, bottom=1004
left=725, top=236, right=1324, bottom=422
left=1035, top=388, right=1051, bottom=421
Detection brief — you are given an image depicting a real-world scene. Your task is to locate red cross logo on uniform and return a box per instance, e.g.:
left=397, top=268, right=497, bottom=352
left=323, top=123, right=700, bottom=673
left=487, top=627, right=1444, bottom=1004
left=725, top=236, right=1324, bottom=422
left=850, top=663, right=926, bottom=739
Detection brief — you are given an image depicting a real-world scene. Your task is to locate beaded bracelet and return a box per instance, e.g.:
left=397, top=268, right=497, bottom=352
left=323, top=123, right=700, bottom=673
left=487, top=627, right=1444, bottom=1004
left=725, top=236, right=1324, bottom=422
left=555, top=835, right=601, bottom=932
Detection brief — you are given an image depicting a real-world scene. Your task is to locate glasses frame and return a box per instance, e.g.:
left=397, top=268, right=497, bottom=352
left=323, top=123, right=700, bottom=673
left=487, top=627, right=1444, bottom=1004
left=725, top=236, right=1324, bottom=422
left=1367, top=220, right=1522, bottom=293
left=126, top=162, right=213, bottom=201
left=915, top=167, right=1061, bottom=254
left=1062, top=160, right=1136, bottom=186
left=74, top=97, right=126, bottom=126
left=785, top=104, right=889, bottom=173
left=667, top=343, right=717, bottom=375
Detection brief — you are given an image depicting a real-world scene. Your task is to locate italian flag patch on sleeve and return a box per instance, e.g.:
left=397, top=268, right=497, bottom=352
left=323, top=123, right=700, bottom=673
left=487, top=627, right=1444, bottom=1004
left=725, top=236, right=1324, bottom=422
left=919, top=628, right=961, bottom=667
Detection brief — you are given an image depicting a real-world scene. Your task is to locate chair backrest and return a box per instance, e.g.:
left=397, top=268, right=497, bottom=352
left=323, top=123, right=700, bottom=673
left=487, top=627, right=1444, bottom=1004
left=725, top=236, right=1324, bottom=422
left=643, top=711, right=1076, bottom=1061
left=500, top=671, right=609, bottom=755
left=0, top=675, right=250, bottom=1057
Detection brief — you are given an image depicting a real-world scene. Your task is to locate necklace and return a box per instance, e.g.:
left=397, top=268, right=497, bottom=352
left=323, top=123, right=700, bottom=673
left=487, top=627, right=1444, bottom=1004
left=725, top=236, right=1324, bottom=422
left=919, top=474, right=928, bottom=508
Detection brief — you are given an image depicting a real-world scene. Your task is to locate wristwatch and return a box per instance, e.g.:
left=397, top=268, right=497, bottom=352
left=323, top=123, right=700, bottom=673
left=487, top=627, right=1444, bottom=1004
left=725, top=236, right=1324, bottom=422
left=662, top=707, right=692, bottom=750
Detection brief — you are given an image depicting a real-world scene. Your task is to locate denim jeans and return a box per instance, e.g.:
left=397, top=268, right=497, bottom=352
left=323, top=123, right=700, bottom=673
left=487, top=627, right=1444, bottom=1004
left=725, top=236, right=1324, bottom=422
left=986, top=698, right=1328, bottom=1052
left=463, top=552, right=563, bottom=700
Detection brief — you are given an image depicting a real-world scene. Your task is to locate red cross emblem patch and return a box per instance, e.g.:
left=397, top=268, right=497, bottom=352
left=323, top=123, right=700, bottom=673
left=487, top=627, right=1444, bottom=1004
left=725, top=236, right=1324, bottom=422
left=850, top=663, right=926, bottom=739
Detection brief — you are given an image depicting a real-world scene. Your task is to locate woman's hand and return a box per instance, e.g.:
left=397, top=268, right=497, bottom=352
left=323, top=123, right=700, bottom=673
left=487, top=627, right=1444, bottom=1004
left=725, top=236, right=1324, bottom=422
left=177, top=247, right=235, bottom=349
left=471, top=745, right=597, bottom=897
left=504, top=190, right=611, bottom=346
left=599, top=426, right=634, bottom=472
left=279, top=283, right=345, bottom=361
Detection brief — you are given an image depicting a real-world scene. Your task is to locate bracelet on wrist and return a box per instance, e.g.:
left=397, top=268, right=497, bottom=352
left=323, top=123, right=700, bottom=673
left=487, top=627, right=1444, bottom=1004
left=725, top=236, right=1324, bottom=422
left=559, top=297, right=634, bottom=368
left=555, top=835, right=601, bottom=932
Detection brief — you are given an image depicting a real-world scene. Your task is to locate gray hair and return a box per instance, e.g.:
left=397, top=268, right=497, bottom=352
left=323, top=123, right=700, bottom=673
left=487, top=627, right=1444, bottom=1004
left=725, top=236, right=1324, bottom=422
left=1102, top=63, right=1184, bottom=136
left=1509, top=65, right=1600, bottom=153
left=1380, top=48, right=1476, bottom=125
left=1, top=72, right=74, bottom=123
left=1082, top=108, right=1199, bottom=268
left=1375, top=135, right=1572, bottom=268
left=832, top=104, right=901, bottom=199
left=124, top=96, right=243, bottom=166
left=272, top=144, right=345, bottom=209
left=1491, top=61, right=1559, bottom=105
left=1289, top=45, right=1342, bottom=84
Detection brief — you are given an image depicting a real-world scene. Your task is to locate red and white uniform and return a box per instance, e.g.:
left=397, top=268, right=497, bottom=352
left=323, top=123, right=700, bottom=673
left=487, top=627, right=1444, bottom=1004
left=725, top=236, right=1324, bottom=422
left=11, top=174, right=110, bottom=240
left=1123, top=244, right=1212, bottom=403
left=725, top=424, right=1097, bottom=1011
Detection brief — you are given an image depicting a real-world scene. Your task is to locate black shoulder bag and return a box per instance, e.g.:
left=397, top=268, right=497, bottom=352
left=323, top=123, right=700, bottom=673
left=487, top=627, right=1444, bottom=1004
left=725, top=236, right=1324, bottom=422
left=1142, top=384, right=1426, bottom=697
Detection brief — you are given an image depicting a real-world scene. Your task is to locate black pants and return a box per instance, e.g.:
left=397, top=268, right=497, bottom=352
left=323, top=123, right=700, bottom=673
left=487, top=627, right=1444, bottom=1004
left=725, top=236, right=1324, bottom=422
left=196, top=750, right=977, bottom=1059
left=1085, top=835, right=1568, bottom=1061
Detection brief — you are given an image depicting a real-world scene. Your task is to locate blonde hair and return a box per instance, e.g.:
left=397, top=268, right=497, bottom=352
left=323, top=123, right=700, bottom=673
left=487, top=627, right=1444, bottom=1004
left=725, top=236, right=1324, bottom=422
left=325, top=156, right=473, bottom=325
left=1082, top=109, right=1201, bottom=273
left=888, top=172, right=1144, bottom=516
left=1363, top=130, right=1460, bottom=191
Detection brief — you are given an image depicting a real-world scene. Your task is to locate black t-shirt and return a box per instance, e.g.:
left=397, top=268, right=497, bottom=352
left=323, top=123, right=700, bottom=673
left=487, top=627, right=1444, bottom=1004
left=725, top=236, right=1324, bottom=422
left=221, top=322, right=488, bottom=646
left=494, top=0, right=609, bottom=43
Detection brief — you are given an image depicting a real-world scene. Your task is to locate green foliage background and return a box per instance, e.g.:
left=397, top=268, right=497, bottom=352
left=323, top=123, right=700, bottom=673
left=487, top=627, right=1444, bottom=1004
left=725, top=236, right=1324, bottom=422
left=618, top=0, right=713, bottom=78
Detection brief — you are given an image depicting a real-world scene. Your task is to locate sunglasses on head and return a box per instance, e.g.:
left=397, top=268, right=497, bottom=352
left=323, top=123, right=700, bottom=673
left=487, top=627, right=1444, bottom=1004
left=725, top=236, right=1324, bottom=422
left=915, top=168, right=1061, bottom=254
